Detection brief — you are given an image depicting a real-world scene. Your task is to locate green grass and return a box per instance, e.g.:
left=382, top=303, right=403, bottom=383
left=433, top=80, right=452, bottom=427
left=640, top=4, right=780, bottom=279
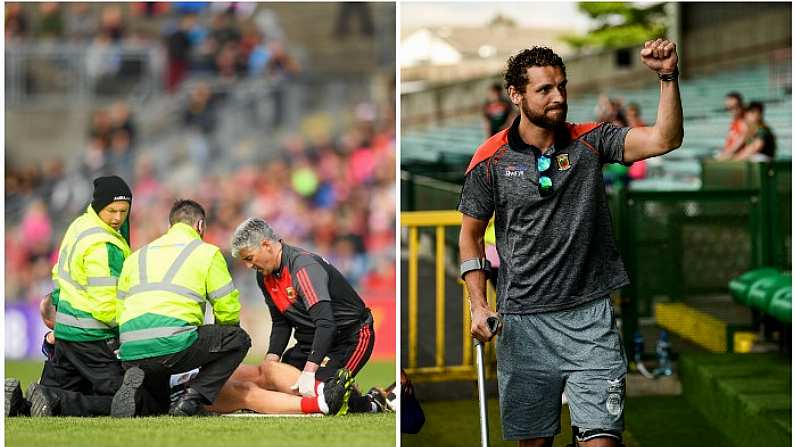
left=401, top=399, right=577, bottom=447
left=5, top=358, right=397, bottom=394
left=5, top=359, right=396, bottom=447
left=401, top=395, right=740, bottom=447
left=625, top=395, right=736, bottom=447
left=679, top=353, right=791, bottom=447
left=7, top=414, right=394, bottom=447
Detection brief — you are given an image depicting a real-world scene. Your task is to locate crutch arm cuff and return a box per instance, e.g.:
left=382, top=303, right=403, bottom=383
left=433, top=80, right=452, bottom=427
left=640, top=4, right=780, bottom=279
left=460, top=258, right=491, bottom=279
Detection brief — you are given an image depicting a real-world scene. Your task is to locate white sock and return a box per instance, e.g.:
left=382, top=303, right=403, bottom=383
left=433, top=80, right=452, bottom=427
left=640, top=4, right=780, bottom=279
left=317, top=383, right=329, bottom=414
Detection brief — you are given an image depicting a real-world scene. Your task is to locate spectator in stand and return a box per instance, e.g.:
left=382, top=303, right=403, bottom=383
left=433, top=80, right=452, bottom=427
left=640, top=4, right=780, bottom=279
left=211, top=2, right=257, bottom=20
left=165, top=14, right=194, bottom=93
left=8, top=92, right=395, bottom=317
left=65, top=3, right=97, bottom=44
left=482, top=82, right=515, bottom=137
left=732, top=101, right=777, bottom=162
left=184, top=81, right=218, bottom=169
left=215, top=41, right=245, bottom=80
left=594, top=94, right=613, bottom=122
left=89, top=107, right=114, bottom=150
left=81, top=136, right=108, bottom=178
left=626, top=102, right=645, bottom=127
left=5, top=3, right=29, bottom=42
left=595, top=95, right=628, bottom=127
left=85, top=30, right=122, bottom=93
left=610, top=98, right=628, bottom=127
left=716, top=91, right=748, bottom=160
left=99, top=6, right=125, bottom=42
left=266, top=41, right=300, bottom=79
left=242, top=24, right=270, bottom=77
left=37, top=2, right=64, bottom=39
left=130, top=2, right=171, bottom=18
left=209, top=10, right=241, bottom=48
left=172, top=2, right=210, bottom=15
left=110, top=100, right=136, bottom=147
left=108, top=128, right=134, bottom=181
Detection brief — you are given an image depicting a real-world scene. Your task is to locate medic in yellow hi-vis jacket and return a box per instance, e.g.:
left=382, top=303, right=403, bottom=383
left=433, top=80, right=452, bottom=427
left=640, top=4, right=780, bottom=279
left=19, top=176, right=134, bottom=417
left=111, top=199, right=251, bottom=418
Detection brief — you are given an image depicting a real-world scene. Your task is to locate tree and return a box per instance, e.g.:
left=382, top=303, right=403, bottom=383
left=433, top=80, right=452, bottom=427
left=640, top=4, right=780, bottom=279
left=562, top=2, right=668, bottom=51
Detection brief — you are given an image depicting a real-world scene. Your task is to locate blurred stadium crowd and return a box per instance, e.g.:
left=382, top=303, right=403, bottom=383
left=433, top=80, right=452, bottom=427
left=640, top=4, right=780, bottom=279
left=6, top=2, right=299, bottom=92
left=6, top=3, right=396, bottom=312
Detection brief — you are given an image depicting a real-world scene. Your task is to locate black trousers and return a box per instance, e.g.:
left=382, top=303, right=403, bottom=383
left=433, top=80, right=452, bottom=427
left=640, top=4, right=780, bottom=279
left=283, top=311, right=375, bottom=381
left=39, top=338, right=123, bottom=416
left=122, top=324, right=251, bottom=414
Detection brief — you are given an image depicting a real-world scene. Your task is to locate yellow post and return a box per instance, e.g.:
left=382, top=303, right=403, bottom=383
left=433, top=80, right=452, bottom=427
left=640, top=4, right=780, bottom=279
left=435, top=226, right=446, bottom=368
left=408, top=226, right=419, bottom=369
left=486, top=283, right=496, bottom=376
left=462, top=281, right=472, bottom=368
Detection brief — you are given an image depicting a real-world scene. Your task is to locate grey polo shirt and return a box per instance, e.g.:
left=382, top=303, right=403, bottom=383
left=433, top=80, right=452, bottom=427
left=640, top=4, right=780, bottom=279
left=458, top=117, right=631, bottom=314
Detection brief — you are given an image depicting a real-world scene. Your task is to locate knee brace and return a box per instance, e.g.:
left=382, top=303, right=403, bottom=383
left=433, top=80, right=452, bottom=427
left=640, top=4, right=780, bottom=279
left=569, top=426, right=624, bottom=446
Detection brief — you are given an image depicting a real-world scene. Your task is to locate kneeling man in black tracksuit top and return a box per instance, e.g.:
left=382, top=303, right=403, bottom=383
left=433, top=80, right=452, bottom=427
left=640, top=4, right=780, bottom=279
left=230, top=217, right=385, bottom=413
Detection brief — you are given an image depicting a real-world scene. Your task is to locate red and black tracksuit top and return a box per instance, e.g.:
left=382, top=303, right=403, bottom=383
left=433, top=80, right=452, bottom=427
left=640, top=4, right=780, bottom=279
left=256, top=243, right=369, bottom=365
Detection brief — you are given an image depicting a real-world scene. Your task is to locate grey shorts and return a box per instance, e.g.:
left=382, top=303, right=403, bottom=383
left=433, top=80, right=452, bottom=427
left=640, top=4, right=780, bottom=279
left=496, top=297, right=627, bottom=441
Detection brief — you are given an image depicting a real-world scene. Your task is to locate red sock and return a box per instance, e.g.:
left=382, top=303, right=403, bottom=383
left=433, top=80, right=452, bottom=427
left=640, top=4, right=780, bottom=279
left=301, top=397, right=321, bottom=414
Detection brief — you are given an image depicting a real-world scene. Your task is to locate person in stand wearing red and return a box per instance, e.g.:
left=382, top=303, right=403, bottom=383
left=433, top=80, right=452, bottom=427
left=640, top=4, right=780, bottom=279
left=716, top=91, right=748, bottom=160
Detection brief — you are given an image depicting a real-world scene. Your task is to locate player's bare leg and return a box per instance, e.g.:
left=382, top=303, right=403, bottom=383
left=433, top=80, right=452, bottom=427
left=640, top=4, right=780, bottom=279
left=258, top=359, right=303, bottom=394
left=207, top=372, right=353, bottom=416
left=227, top=364, right=262, bottom=383
left=207, top=380, right=305, bottom=414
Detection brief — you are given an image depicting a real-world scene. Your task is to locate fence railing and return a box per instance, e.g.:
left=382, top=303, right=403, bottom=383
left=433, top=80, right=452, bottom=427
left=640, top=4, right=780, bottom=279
left=401, top=210, right=498, bottom=383
left=5, top=43, right=162, bottom=105
left=401, top=161, right=790, bottom=382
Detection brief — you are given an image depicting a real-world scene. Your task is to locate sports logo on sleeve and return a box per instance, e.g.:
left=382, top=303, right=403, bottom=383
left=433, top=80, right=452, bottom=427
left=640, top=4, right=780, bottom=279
left=286, top=287, right=297, bottom=303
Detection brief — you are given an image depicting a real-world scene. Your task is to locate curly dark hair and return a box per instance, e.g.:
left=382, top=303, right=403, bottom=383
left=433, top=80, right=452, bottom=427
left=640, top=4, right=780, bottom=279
left=504, top=47, right=566, bottom=93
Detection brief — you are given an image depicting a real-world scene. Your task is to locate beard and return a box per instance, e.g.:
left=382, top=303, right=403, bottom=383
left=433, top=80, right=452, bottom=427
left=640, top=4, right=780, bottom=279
left=521, top=97, right=568, bottom=130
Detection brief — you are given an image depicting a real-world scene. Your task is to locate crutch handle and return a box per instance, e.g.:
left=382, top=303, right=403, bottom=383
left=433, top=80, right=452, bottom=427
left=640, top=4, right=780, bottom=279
left=486, top=316, right=502, bottom=336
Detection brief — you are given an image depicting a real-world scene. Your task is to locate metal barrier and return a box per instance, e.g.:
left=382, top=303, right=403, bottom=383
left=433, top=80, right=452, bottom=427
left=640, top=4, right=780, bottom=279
left=5, top=43, right=160, bottom=105
left=401, top=210, right=498, bottom=383
left=401, top=161, right=790, bottom=381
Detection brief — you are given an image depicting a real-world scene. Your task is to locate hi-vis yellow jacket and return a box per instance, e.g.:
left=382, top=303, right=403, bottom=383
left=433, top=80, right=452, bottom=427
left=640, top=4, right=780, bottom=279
left=116, top=223, right=241, bottom=361
left=51, top=205, right=131, bottom=342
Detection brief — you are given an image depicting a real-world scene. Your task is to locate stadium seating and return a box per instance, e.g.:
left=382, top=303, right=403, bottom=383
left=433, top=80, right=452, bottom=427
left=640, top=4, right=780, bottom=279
left=403, top=64, right=792, bottom=190
left=729, top=268, right=792, bottom=323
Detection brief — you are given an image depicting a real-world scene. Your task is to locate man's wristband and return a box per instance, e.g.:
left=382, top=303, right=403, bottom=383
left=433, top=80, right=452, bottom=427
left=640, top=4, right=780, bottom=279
left=658, top=67, right=679, bottom=82
left=460, top=258, right=491, bottom=279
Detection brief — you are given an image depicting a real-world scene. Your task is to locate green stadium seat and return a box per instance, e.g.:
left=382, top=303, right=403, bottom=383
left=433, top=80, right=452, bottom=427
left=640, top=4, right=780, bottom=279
left=746, top=273, right=791, bottom=312
left=728, top=267, right=779, bottom=306
left=767, top=283, right=792, bottom=323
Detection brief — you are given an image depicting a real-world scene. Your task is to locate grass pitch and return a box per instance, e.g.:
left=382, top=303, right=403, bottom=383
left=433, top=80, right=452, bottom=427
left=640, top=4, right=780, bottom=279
left=401, top=396, right=734, bottom=447
left=5, top=358, right=396, bottom=447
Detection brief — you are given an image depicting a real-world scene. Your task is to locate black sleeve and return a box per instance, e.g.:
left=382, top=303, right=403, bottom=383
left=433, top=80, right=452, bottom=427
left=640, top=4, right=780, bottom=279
left=293, top=263, right=337, bottom=364
left=307, top=300, right=336, bottom=365
left=265, top=298, right=292, bottom=357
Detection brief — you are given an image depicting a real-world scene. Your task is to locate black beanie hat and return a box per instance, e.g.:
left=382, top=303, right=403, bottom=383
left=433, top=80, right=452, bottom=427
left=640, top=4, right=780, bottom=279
left=91, top=176, right=132, bottom=213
